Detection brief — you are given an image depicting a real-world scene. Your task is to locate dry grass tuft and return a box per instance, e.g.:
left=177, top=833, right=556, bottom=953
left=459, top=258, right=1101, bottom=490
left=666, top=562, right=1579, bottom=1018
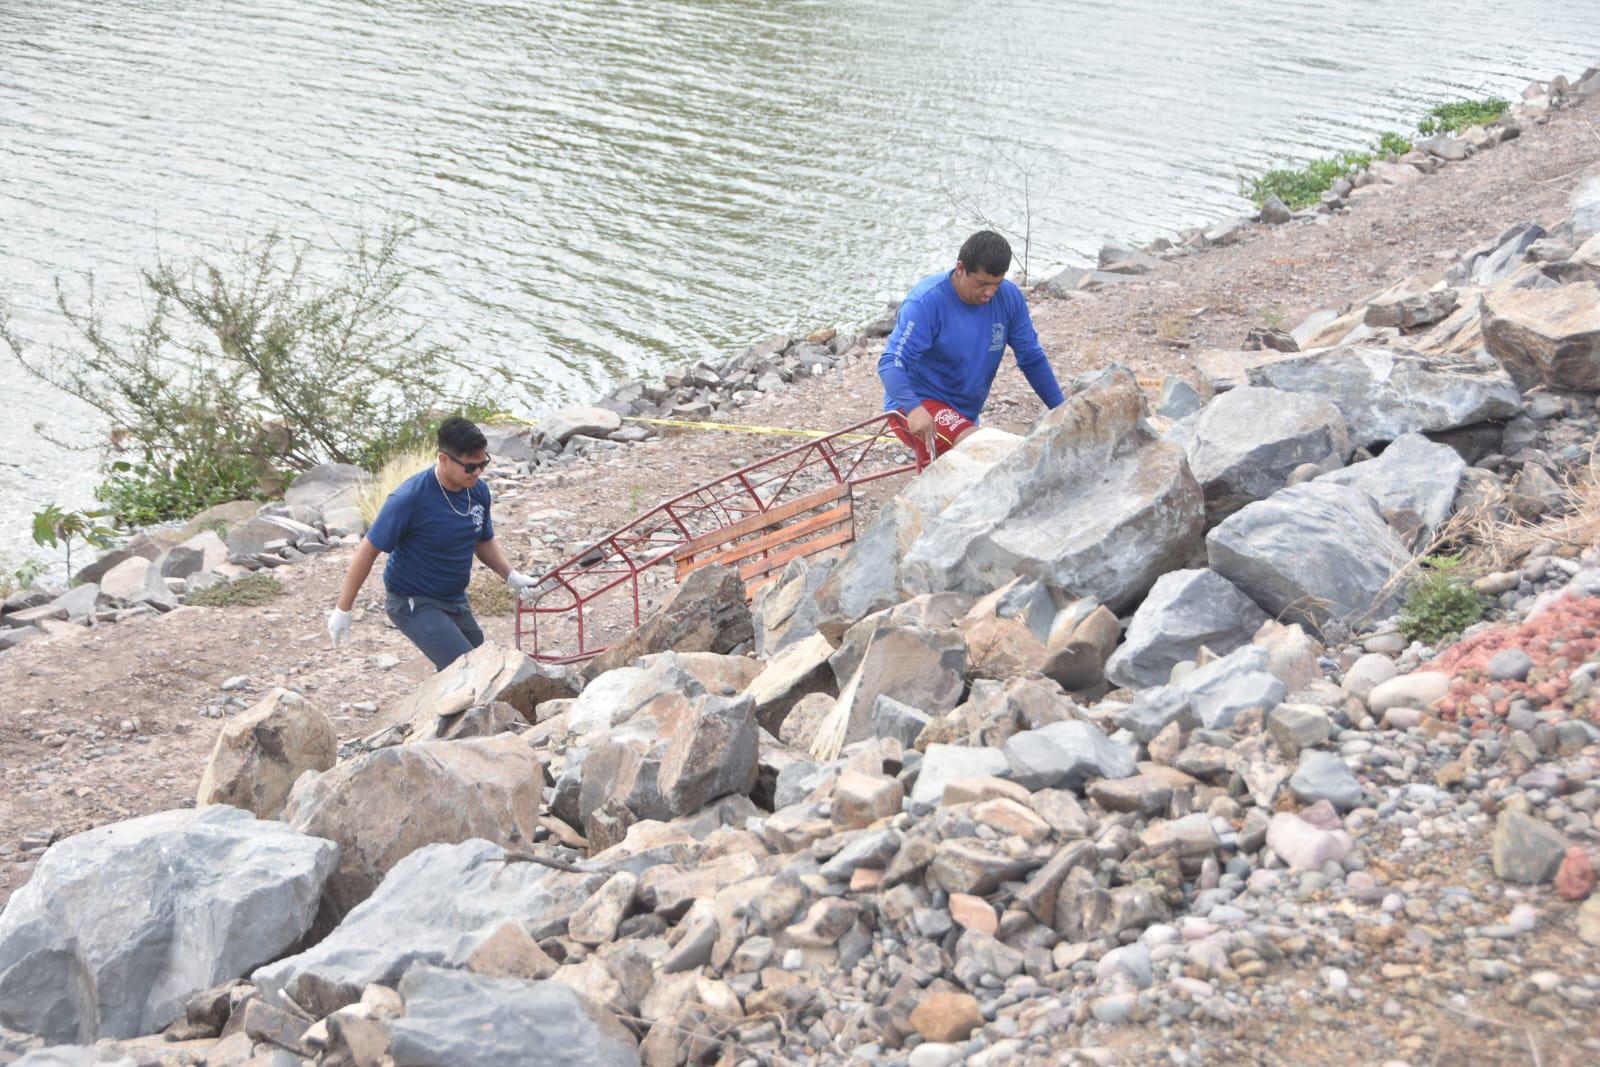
left=468, top=570, right=516, bottom=616
left=1454, top=447, right=1595, bottom=572
left=359, top=447, right=436, bottom=528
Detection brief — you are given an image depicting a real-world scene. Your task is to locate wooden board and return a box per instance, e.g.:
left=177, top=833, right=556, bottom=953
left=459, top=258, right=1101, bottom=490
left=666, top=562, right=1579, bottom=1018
left=671, top=484, right=848, bottom=563
left=675, top=502, right=852, bottom=580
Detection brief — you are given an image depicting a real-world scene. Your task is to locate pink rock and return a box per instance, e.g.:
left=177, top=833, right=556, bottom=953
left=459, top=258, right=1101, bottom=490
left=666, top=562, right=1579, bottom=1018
left=1299, top=799, right=1343, bottom=830
left=1267, top=811, right=1353, bottom=871
left=1555, top=846, right=1595, bottom=901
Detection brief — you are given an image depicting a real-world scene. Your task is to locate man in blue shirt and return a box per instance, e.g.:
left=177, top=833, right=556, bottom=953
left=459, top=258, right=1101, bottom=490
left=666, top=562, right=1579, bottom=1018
left=879, top=230, right=1065, bottom=461
left=326, top=417, right=541, bottom=670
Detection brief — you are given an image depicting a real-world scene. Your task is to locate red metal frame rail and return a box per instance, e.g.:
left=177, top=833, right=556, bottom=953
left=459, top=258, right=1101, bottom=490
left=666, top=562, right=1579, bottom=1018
left=514, top=412, right=924, bottom=664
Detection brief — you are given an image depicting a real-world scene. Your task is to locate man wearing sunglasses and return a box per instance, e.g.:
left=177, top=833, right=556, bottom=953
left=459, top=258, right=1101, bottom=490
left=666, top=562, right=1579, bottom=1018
left=326, top=416, right=541, bottom=670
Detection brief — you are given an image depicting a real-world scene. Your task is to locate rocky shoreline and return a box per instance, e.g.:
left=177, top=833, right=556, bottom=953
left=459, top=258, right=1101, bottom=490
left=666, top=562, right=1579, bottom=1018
left=2, top=64, right=1600, bottom=1067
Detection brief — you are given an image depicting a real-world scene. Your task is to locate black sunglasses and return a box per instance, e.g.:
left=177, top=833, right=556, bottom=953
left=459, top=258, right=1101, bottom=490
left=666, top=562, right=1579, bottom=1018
left=442, top=452, right=492, bottom=474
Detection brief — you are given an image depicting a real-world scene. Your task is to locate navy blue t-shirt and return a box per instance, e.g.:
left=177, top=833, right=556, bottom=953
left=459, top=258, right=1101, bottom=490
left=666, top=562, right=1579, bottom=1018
left=366, top=468, right=494, bottom=599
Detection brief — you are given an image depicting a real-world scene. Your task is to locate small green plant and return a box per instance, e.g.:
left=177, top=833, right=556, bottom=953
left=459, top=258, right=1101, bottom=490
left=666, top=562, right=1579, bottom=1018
left=1398, top=555, right=1485, bottom=645
left=1373, top=130, right=1413, bottom=158
left=1261, top=304, right=1285, bottom=329
left=1417, top=97, right=1509, bottom=136
left=185, top=573, right=282, bottom=607
left=31, top=504, right=118, bottom=580
left=0, top=554, right=47, bottom=598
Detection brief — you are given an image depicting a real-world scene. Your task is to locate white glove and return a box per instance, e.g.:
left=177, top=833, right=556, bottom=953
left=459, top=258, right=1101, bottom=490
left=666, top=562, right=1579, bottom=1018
left=327, top=607, right=352, bottom=647
left=506, top=570, right=545, bottom=601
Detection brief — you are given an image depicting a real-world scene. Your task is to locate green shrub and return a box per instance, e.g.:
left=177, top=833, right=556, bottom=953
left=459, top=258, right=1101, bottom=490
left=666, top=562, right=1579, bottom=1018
left=1373, top=130, right=1413, bottom=158
left=1398, top=555, right=1485, bottom=645
left=1246, top=149, right=1373, bottom=209
left=97, top=451, right=265, bottom=529
left=186, top=573, right=282, bottom=607
left=1417, top=97, right=1509, bottom=136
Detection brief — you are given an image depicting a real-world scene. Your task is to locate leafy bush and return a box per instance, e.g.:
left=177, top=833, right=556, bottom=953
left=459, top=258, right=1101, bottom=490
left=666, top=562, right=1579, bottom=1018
left=1398, top=555, right=1485, bottom=645
left=97, top=451, right=265, bottom=530
left=0, top=222, right=516, bottom=527
left=186, top=573, right=282, bottom=607
left=1417, top=97, right=1509, bottom=136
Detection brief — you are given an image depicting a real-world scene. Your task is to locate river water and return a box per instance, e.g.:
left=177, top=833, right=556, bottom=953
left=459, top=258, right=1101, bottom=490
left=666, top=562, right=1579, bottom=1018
left=2, top=1, right=1598, bottom=565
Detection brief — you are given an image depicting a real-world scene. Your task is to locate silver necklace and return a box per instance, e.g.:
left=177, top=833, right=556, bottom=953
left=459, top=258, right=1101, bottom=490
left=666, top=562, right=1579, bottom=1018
left=435, top=471, right=471, bottom=517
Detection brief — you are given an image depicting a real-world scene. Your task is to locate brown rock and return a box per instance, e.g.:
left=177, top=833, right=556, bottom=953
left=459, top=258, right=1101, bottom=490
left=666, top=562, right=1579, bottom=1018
left=196, top=688, right=335, bottom=819
left=463, top=920, right=560, bottom=980
left=971, top=797, right=1051, bottom=843
left=745, top=633, right=836, bottom=735
left=582, top=565, right=753, bottom=680
left=948, top=893, right=998, bottom=936
left=284, top=732, right=542, bottom=926
left=909, top=991, right=983, bottom=1043
left=831, top=768, right=904, bottom=830
left=942, top=775, right=1033, bottom=807
left=1042, top=604, right=1121, bottom=690
left=1482, top=283, right=1600, bottom=389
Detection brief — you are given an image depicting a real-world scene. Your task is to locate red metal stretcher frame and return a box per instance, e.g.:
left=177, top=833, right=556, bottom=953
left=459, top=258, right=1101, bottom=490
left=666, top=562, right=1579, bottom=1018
left=513, top=412, right=925, bottom=664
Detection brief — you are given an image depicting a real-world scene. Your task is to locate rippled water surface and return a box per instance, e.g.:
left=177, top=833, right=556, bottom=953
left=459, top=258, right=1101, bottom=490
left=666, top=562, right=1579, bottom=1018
left=3, top=0, right=1598, bottom=558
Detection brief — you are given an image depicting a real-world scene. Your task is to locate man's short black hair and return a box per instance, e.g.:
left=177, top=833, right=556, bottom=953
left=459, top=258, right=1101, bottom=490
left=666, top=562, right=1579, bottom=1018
left=958, top=230, right=1012, bottom=277
left=437, top=416, right=488, bottom=456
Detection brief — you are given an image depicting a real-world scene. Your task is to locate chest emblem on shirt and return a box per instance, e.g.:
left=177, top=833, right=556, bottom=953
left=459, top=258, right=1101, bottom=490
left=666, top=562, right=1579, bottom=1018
left=989, top=322, right=1005, bottom=352
left=470, top=503, right=485, bottom=532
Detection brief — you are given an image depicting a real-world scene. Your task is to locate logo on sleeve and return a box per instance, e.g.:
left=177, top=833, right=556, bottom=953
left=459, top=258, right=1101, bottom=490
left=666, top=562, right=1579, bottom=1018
left=990, top=322, right=1006, bottom=352
left=470, top=504, right=485, bottom=532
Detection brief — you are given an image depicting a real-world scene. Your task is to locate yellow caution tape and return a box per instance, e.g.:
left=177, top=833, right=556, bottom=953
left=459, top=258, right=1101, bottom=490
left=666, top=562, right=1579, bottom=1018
left=622, top=416, right=883, bottom=442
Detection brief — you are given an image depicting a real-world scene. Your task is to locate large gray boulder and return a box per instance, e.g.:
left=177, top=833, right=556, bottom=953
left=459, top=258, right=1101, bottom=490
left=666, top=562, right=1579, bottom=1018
left=391, top=967, right=640, bottom=1067
left=578, top=692, right=759, bottom=835
left=1244, top=346, right=1522, bottom=449
left=380, top=642, right=580, bottom=736
left=1207, top=482, right=1412, bottom=630
left=566, top=653, right=709, bottom=741
left=900, top=366, right=1204, bottom=612
left=284, top=463, right=368, bottom=515
left=1104, top=569, right=1269, bottom=690
left=814, top=428, right=1022, bottom=635
left=751, top=555, right=834, bottom=656
left=283, top=733, right=543, bottom=927
left=1183, top=386, right=1349, bottom=522
left=0, top=806, right=336, bottom=1043
left=253, top=840, right=602, bottom=1018
left=822, top=624, right=966, bottom=752
left=1175, top=644, right=1287, bottom=729
left=1481, top=283, right=1600, bottom=390
left=1314, top=432, right=1465, bottom=542
left=225, top=514, right=323, bottom=557
left=543, top=406, right=623, bottom=444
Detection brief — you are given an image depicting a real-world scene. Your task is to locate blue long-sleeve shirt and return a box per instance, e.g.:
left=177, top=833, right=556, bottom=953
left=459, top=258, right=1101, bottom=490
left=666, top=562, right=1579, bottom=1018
left=878, top=272, right=1064, bottom=423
